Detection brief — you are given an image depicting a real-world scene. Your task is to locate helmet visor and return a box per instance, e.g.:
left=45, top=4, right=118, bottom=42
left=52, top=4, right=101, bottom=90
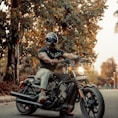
left=46, top=37, right=57, bottom=44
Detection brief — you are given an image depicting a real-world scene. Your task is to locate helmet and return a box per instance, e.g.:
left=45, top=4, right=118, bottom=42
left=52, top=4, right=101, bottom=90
left=45, top=32, right=58, bottom=44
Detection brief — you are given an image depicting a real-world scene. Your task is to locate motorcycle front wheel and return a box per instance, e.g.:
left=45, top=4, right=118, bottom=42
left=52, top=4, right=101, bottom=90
left=16, top=88, right=37, bottom=115
left=80, top=86, right=105, bottom=118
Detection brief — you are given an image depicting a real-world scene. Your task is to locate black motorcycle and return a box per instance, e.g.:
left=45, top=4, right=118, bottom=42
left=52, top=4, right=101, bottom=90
left=10, top=56, right=105, bottom=118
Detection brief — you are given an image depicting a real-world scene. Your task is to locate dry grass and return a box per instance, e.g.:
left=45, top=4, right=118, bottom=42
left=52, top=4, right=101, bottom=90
left=0, top=81, right=19, bottom=96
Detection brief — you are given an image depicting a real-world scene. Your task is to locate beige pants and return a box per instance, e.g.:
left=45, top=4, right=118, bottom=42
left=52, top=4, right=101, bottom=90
left=35, top=68, right=53, bottom=90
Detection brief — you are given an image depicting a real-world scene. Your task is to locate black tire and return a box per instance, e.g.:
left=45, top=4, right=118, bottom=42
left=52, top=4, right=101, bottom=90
left=80, top=86, right=105, bottom=118
left=16, top=88, right=37, bottom=115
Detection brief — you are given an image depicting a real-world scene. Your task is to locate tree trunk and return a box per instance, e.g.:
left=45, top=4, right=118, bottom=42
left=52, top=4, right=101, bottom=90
left=6, top=42, right=18, bottom=84
left=4, top=0, right=19, bottom=84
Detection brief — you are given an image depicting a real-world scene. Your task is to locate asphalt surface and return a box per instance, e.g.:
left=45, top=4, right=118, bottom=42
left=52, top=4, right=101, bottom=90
left=0, top=89, right=116, bottom=103
left=0, top=89, right=118, bottom=118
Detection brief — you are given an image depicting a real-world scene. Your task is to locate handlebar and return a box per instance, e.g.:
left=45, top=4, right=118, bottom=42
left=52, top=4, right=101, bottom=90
left=79, top=58, right=91, bottom=63
left=58, top=58, right=72, bottom=64
left=58, top=56, right=90, bottom=65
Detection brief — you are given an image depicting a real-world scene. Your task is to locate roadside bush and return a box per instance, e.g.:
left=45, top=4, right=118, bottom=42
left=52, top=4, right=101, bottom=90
left=0, top=81, right=19, bottom=96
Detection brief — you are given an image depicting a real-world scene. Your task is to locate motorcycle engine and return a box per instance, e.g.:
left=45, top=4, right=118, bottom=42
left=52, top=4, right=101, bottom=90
left=44, top=80, right=69, bottom=109
left=47, top=81, right=56, bottom=90
left=58, top=83, right=67, bottom=102
left=47, top=81, right=67, bottom=102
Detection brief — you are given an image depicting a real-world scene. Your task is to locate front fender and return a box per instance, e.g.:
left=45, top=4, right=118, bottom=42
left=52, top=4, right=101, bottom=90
left=78, top=83, right=98, bottom=99
left=83, top=83, right=97, bottom=88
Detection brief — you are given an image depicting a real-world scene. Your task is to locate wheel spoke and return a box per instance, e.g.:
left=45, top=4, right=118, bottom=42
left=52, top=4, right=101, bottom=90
left=87, top=107, right=98, bottom=118
left=84, top=90, right=100, bottom=118
left=80, top=87, right=105, bottom=118
left=92, top=109, right=97, bottom=118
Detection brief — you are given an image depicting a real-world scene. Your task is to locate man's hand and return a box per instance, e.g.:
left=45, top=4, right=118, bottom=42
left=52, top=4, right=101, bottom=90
left=51, top=59, right=59, bottom=65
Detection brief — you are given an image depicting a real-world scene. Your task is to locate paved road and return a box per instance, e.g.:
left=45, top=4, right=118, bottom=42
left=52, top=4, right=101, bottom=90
left=0, top=89, right=118, bottom=118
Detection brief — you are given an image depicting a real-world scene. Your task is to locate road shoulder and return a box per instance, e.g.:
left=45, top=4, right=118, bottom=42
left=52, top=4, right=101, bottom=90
left=0, top=96, right=16, bottom=103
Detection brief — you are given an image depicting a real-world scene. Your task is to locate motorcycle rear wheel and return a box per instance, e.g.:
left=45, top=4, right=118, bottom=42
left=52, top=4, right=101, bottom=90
left=80, top=86, right=105, bottom=118
left=16, top=88, right=37, bottom=115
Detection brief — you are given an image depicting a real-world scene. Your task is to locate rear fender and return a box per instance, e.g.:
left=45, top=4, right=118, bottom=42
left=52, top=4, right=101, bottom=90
left=19, top=75, right=35, bottom=88
left=19, top=81, right=27, bottom=89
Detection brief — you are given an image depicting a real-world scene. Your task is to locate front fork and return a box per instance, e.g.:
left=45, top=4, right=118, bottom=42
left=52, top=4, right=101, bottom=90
left=78, top=87, right=89, bottom=107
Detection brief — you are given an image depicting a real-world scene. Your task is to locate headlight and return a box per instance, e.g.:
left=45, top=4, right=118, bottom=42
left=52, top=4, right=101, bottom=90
left=77, top=66, right=85, bottom=75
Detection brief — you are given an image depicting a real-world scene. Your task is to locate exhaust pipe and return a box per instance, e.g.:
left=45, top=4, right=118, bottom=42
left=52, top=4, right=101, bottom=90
left=16, top=98, right=43, bottom=107
left=10, top=91, right=37, bottom=101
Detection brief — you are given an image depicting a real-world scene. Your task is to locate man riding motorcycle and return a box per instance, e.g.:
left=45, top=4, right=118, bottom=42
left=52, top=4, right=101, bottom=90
left=35, top=32, right=78, bottom=115
left=10, top=32, right=105, bottom=118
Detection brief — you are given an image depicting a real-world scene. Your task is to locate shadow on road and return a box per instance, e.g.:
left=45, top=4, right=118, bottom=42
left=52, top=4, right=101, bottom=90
left=17, top=112, right=82, bottom=118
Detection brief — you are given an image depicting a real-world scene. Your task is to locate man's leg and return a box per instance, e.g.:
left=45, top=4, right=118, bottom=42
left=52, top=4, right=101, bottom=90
left=35, top=68, right=53, bottom=103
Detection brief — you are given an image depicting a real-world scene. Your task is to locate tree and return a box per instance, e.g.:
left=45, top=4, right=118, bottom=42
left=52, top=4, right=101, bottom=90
left=113, top=0, right=118, bottom=33
left=100, top=57, right=117, bottom=87
left=87, top=70, right=99, bottom=84
left=0, top=0, right=19, bottom=83
left=0, top=0, right=107, bottom=83
left=101, top=57, right=117, bottom=79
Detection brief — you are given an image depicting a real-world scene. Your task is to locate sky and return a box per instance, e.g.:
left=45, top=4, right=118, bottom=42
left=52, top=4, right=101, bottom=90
left=94, top=0, right=118, bottom=73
